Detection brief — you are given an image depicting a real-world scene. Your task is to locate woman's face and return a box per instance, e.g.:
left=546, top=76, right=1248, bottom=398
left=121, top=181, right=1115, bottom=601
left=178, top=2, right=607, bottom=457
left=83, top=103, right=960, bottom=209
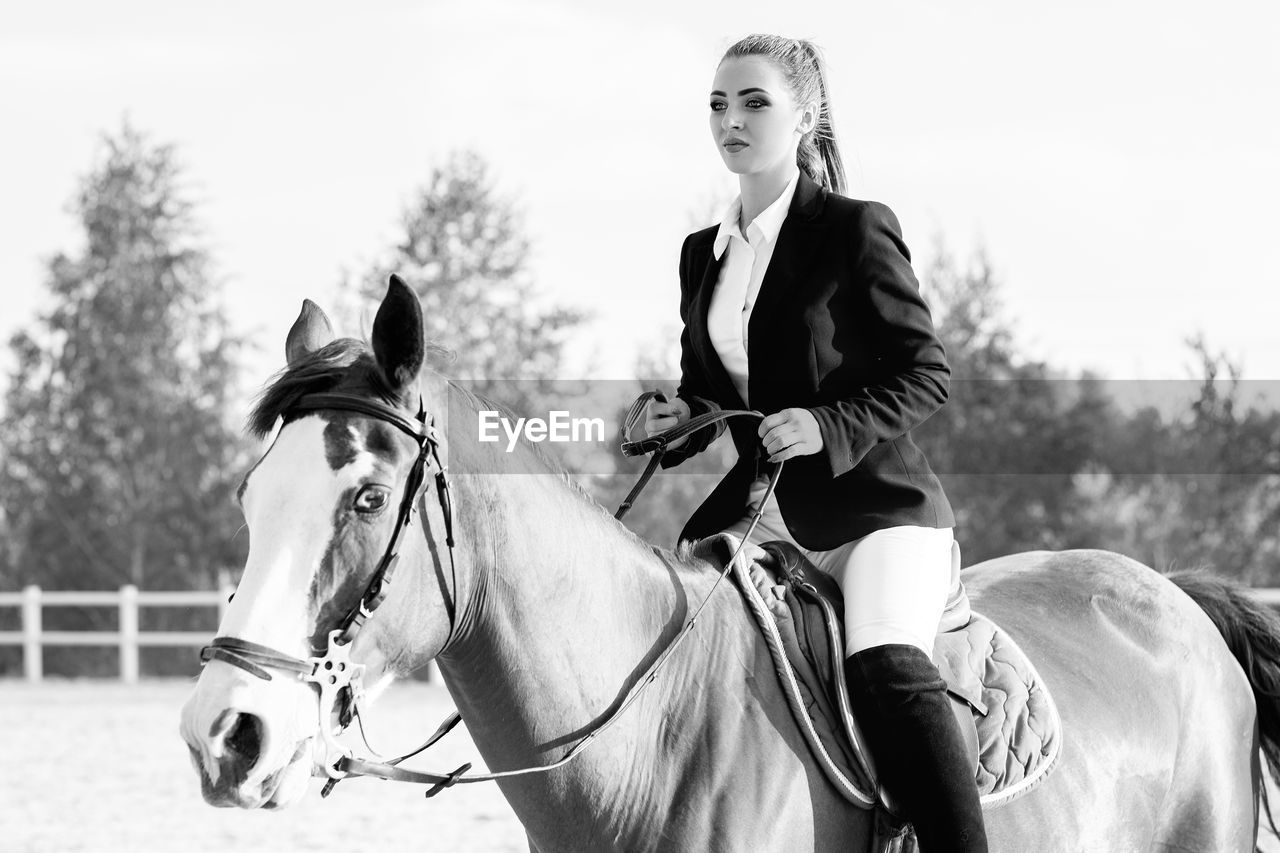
left=709, top=55, right=815, bottom=178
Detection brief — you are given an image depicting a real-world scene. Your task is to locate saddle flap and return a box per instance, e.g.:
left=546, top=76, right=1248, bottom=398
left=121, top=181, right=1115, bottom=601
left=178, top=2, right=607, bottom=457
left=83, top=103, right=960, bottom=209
left=756, top=541, right=988, bottom=714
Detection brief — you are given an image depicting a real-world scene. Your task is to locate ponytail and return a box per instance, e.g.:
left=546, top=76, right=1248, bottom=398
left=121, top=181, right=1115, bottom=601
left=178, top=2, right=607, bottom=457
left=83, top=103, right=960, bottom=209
left=796, top=40, right=846, bottom=196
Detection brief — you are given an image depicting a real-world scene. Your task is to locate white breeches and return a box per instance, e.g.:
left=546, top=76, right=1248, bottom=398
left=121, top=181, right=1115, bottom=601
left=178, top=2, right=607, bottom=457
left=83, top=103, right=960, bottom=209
left=720, top=475, right=960, bottom=657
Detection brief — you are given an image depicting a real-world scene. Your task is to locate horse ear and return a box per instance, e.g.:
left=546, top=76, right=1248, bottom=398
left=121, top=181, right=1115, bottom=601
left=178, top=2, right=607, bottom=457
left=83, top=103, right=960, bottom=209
left=285, top=299, right=336, bottom=366
left=372, top=274, right=426, bottom=395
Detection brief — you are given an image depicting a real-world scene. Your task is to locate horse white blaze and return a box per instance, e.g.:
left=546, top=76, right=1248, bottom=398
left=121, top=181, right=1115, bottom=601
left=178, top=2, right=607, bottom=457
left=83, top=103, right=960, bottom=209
left=181, top=416, right=379, bottom=804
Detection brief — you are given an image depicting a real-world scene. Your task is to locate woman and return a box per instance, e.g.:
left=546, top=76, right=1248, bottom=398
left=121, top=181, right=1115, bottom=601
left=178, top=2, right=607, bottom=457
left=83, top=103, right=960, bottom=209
left=645, top=35, right=986, bottom=852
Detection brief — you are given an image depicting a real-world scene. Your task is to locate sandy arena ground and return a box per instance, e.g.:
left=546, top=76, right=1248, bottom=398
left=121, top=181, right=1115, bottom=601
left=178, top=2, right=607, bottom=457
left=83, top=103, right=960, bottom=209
left=5, top=679, right=1280, bottom=852
left=1, top=680, right=527, bottom=853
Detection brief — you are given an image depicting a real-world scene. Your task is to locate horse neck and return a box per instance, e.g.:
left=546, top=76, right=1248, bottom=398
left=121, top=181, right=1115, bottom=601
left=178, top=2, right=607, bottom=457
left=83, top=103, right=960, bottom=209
left=432, top=395, right=757, bottom=840
left=440, top=462, right=686, bottom=741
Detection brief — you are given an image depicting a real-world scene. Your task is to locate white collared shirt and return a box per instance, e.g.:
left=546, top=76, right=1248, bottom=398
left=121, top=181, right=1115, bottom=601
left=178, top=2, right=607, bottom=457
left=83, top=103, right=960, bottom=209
left=707, top=169, right=800, bottom=406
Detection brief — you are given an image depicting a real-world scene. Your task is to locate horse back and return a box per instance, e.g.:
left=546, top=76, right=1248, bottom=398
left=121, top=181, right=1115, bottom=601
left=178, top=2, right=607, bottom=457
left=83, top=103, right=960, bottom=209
left=961, top=548, right=1258, bottom=852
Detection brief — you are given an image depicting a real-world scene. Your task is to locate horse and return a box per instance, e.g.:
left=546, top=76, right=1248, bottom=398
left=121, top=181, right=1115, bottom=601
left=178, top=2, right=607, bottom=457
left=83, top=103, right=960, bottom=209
left=181, top=277, right=1280, bottom=852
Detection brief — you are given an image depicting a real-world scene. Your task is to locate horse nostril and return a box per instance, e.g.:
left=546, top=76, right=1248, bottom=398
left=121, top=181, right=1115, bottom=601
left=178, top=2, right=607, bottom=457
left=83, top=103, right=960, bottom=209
left=227, top=712, right=265, bottom=764
left=210, top=710, right=265, bottom=767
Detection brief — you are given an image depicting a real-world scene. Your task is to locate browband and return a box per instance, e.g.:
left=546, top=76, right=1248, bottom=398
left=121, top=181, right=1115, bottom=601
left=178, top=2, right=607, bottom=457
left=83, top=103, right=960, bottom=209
left=289, top=393, right=432, bottom=442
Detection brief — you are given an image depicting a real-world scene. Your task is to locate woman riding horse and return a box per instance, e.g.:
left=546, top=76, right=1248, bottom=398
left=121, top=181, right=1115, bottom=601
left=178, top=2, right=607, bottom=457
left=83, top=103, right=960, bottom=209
left=645, top=34, right=984, bottom=851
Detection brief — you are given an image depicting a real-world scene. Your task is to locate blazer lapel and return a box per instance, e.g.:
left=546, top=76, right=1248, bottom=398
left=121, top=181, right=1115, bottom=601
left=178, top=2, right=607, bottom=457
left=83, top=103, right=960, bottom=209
left=747, top=170, right=827, bottom=351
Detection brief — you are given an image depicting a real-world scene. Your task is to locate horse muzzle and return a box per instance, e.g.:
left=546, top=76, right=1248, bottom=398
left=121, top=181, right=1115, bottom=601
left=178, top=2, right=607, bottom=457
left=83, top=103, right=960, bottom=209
left=180, top=663, right=318, bottom=809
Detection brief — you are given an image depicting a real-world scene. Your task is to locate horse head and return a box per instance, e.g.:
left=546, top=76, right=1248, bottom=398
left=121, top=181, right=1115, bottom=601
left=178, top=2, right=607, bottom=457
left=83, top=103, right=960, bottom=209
left=179, top=276, right=457, bottom=808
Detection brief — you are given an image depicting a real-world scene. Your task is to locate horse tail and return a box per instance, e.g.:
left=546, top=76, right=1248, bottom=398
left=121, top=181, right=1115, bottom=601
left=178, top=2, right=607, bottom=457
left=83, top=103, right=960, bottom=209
left=1166, top=569, right=1280, bottom=842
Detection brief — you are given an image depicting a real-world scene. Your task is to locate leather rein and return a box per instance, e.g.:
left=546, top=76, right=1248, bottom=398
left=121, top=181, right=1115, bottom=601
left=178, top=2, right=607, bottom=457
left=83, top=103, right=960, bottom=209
left=199, top=389, right=778, bottom=799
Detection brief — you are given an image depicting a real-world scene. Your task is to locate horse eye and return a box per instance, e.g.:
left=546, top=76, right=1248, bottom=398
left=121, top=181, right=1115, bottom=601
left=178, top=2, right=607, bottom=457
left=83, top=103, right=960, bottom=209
left=353, top=485, right=390, bottom=514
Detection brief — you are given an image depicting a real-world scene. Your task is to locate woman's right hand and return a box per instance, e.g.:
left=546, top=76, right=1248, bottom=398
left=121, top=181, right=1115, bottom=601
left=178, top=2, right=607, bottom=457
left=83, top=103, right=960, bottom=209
left=644, top=397, right=693, bottom=449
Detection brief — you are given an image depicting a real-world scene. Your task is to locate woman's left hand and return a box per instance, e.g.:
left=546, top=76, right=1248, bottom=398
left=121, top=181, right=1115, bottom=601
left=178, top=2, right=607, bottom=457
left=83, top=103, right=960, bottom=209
left=759, top=408, right=825, bottom=463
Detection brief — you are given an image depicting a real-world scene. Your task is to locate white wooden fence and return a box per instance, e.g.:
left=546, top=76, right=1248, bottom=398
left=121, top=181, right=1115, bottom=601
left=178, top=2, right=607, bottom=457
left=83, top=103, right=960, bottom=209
left=0, top=585, right=232, bottom=683
left=5, top=585, right=1280, bottom=684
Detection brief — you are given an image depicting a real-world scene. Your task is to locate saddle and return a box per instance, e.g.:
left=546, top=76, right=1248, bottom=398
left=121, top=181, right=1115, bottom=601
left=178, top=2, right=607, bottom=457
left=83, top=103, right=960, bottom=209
left=690, top=533, right=1063, bottom=819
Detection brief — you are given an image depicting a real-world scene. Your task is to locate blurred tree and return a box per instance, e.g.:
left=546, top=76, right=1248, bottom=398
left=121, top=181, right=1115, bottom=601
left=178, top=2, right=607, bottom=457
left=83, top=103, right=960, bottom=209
left=918, top=241, right=1018, bottom=381
left=1090, top=337, right=1280, bottom=583
left=914, top=240, right=1123, bottom=563
left=0, top=121, right=248, bottom=604
left=339, top=149, right=588, bottom=418
left=918, top=241, right=1280, bottom=581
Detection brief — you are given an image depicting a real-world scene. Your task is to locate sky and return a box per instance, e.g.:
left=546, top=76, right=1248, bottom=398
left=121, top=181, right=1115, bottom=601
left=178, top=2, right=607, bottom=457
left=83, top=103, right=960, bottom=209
left=2, top=0, right=1278, bottom=405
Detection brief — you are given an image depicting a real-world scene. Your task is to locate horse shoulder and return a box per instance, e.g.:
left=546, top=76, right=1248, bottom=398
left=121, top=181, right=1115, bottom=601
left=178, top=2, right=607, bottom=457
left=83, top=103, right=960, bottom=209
left=625, top=571, right=866, bottom=851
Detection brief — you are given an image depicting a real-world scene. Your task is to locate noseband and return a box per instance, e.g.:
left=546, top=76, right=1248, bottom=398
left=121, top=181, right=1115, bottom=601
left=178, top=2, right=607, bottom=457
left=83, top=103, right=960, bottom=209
left=199, top=391, right=457, bottom=787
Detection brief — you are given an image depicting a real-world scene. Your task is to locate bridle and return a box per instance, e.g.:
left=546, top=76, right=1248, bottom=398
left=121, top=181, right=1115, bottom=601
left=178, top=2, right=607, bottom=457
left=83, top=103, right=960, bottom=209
left=200, top=390, right=458, bottom=792
left=199, top=388, right=777, bottom=799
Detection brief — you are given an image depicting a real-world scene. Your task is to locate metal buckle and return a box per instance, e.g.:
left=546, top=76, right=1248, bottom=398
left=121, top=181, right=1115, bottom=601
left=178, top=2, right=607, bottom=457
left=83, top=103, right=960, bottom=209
left=303, top=629, right=367, bottom=779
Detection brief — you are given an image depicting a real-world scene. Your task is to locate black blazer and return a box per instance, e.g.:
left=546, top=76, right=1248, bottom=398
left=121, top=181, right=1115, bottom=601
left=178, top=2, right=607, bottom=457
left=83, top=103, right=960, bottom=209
left=661, top=169, right=955, bottom=551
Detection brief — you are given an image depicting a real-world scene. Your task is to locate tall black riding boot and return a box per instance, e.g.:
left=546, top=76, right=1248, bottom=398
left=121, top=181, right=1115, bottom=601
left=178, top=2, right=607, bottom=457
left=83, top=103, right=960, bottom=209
left=844, top=643, right=988, bottom=853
